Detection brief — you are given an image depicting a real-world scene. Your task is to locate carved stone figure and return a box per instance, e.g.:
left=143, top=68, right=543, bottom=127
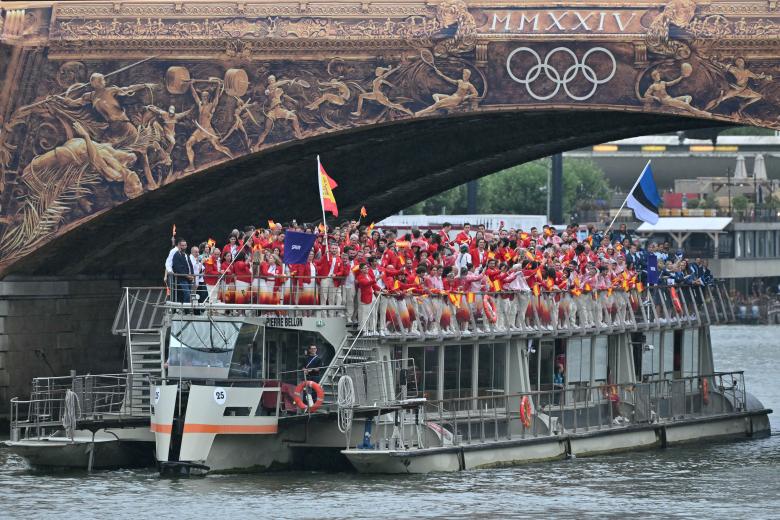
left=415, top=68, right=479, bottom=117
left=146, top=104, right=193, bottom=158
left=646, top=0, right=698, bottom=58
left=305, top=79, right=351, bottom=110
left=221, top=97, right=258, bottom=151
left=23, top=121, right=142, bottom=199
left=185, top=83, right=234, bottom=172
left=351, top=66, right=413, bottom=117
left=254, top=75, right=305, bottom=150
left=704, top=58, right=773, bottom=116
left=642, top=67, right=708, bottom=117
left=68, top=72, right=156, bottom=144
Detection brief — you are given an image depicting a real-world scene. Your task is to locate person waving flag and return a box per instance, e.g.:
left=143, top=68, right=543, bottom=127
left=625, top=161, right=661, bottom=224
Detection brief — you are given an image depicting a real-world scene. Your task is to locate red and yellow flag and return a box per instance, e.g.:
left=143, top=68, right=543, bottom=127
left=207, top=238, right=216, bottom=248
left=367, top=222, right=375, bottom=232
left=317, top=156, right=339, bottom=217
left=360, top=206, right=367, bottom=218
left=267, top=219, right=275, bottom=229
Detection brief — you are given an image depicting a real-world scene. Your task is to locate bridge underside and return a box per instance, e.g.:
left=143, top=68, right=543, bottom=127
left=7, top=109, right=720, bottom=278
left=2, top=0, right=778, bottom=277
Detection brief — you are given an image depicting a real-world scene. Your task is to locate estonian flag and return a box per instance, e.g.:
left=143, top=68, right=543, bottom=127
left=626, top=162, right=661, bottom=225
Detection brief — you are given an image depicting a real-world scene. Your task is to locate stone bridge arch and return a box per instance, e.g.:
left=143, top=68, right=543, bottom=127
left=1, top=0, right=779, bottom=276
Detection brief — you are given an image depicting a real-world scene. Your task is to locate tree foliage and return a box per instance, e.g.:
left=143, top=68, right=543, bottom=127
left=404, top=158, right=612, bottom=219
left=731, top=194, right=749, bottom=211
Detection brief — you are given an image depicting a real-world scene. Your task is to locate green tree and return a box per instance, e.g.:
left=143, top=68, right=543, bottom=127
left=403, top=157, right=612, bottom=220
left=731, top=195, right=749, bottom=212
left=699, top=194, right=719, bottom=209
left=479, top=160, right=550, bottom=214
left=719, top=126, right=775, bottom=136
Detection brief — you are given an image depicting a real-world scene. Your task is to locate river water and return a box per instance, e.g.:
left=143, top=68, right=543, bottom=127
left=1, top=325, right=778, bottom=519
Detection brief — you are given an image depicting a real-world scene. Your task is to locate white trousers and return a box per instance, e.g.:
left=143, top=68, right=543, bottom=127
left=343, top=286, right=356, bottom=321
left=358, top=299, right=376, bottom=333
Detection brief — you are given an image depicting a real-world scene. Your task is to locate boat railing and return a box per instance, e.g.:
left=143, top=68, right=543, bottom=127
left=9, top=373, right=150, bottom=442
left=137, top=279, right=732, bottom=337
left=366, top=371, right=747, bottom=449
left=276, top=357, right=419, bottom=414
left=367, top=281, right=731, bottom=338
left=165, top=273, right=348, bottom=309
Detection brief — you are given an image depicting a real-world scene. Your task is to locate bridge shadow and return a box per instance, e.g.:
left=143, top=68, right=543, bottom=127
left=6, top=109, right=727, bottom=278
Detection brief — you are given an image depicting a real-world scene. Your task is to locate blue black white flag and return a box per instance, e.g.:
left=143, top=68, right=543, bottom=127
left=283, top=231, right=316, bottom=265
left=626, top=162, right=661, bottom=225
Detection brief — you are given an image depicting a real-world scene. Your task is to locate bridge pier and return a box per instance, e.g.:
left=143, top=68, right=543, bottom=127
left=0, top=275, right=150, bottom=429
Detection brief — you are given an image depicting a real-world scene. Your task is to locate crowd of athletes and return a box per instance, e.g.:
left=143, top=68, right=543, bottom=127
left=165, top=219, right=715, bottom=335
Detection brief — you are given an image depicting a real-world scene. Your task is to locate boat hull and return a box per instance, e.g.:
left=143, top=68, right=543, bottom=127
left=5, top=437, right=155, bottom=469
left=343, top=410, right=772, bottom=474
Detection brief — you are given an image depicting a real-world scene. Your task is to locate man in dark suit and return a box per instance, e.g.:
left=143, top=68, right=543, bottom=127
left=171, top=238, right=194, bottom=303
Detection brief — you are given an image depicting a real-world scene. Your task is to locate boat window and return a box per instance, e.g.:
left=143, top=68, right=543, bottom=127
left=536, top=341, right=554, bottom=391
left=264, top=328, right=334, bottom=383
left=640, top=331, right=662, bottom=382
left=228, top=324, right=261, bottom=379
left=662, top=330, right=674, bottom=379
left=166, top=320, right=240, bottom=379
left=567, top=338, right=592, bottom=384
left=443, top=344, right=473, bottom=400
left=408, top=346, right=439, bottom=399
left=592, top=336, right=608, bottom=384
left=682, top=329, right=699, bottom=377
left=478, top=343, right=506, bottom=396
left=528, top=340, right=539, bottom=391
left=673, top=330, right=683, bottom=378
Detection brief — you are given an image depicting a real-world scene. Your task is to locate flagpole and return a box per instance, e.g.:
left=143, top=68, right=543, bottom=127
left=317, top=155, right=330, bottom=260
left=604, top=159, right=652, bottom=238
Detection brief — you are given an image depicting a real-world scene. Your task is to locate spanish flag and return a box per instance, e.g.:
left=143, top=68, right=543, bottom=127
left=317, top=155, right=339, bottom=217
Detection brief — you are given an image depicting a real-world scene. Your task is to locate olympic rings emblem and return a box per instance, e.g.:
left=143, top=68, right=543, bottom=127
left=506, top=47, right=617, bottom=101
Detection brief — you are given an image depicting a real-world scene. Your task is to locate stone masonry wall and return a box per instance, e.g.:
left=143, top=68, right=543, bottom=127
left=0, top=276, right=152, bottom=429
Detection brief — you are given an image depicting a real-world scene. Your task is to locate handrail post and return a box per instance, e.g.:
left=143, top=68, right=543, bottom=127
left=124, top=287, right=133, bottom=374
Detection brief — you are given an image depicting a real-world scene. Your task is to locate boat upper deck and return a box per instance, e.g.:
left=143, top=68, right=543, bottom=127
left=117, top=281, right=734, bottom=341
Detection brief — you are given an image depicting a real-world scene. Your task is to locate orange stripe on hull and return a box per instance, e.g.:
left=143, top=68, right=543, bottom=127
left=151, top=422, right=173, bottom=434
left=183, top=424, right=278, bottom=434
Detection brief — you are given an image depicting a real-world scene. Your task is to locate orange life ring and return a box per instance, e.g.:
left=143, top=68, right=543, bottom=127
left=701, top=378, right=710, bottom=405
left=293, top=380, right=325, bottom=412
left=483, top=295, right=498, bottom=324
left=519, top=395, right=533, bottom=429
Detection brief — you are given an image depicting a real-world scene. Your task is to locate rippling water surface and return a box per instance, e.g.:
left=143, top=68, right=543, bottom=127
left=1, top=325, right=778, bottom=519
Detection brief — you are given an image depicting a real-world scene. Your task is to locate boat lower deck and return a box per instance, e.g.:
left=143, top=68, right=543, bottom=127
left=343, top=409, right=772, bottom=473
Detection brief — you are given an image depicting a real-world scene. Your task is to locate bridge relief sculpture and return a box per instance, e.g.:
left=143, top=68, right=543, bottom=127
left=0, top=0, right=779, bottom=271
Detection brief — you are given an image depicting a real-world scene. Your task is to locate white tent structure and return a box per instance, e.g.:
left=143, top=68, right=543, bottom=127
left=637, top=217, right=732, bottom=257
left=753, top=154, right=767, bottom=181
left=734, top=154, right=748, bottom=180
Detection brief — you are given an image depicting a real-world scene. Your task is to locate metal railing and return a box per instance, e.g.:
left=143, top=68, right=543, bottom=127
left=141, top=280, right=732, bottom=338
left=359, top=282, right=731, bottom=339
left=10, top=373, right=150, bottom=442
left=273, top=358, right=418, bottom=414
left=166, top=273, right=347, bottom=307
left=360, top=371, right=747, bottom=450
left=112, top=287, right=168, bottom=334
